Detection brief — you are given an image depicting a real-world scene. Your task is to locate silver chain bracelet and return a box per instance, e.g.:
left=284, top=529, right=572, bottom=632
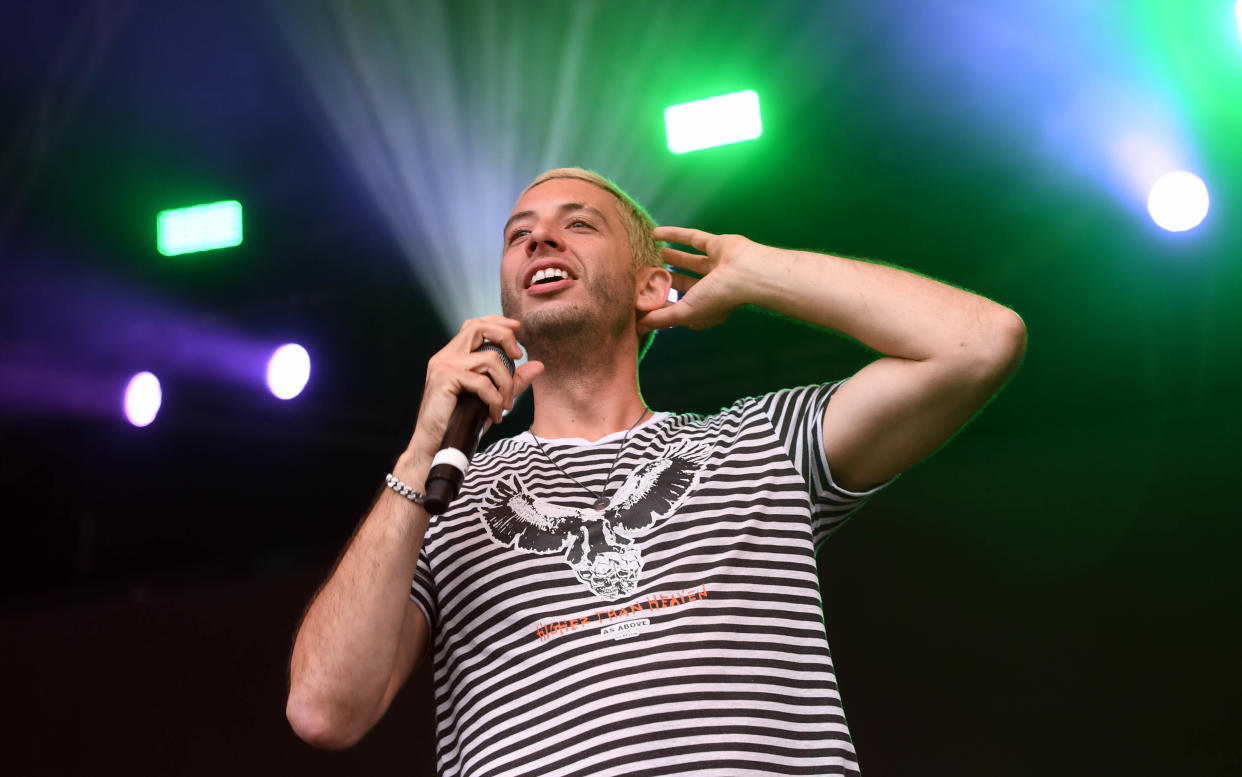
left=384, top=473, right=426, bottom=505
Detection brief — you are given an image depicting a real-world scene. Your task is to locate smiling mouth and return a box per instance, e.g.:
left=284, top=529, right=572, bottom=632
left=528, top=267, right=570, bottom=287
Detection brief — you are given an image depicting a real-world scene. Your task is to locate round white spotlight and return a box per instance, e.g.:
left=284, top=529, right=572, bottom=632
left=267, top=343, right=310, bottom=400
left=124, top=371, right=162, bottom=427
left=1147, top=171, right=1209, bottom=232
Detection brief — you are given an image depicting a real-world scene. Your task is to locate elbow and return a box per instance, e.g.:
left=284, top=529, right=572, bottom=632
left=286, top=689, right=368, bottom=750
left=995, top=308, right=1027, bottom=373
left=946, top=307, right=1026, bottom=387
left=976, top=307, right=1027, bottom=383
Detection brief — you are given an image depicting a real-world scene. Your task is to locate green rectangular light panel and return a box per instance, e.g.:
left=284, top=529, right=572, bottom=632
left=664, top=90, right=763, bottom=154
left=156, top=200, right=243, bottom=256
left=1236, top=1, right=1241, bottom=45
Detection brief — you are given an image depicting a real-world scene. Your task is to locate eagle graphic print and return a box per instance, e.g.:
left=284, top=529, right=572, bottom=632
left=479, top=442, right=711, bottom=600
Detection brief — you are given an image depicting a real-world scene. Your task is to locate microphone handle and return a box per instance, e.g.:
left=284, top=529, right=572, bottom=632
left=422, top=393, right=489, bottom=514
left=422, top=343, right=515, bottom=514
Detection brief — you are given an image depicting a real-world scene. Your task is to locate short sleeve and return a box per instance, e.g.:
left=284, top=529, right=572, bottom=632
left=409, top=545, right=437, bottom=628
left=748, top=381, right=896, bottom=547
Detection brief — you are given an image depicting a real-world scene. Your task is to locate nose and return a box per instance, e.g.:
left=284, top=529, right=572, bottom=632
left=526, top=222, right=561, bottom=255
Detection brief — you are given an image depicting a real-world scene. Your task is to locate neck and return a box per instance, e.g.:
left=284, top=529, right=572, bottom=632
left=528, top=350, right=649, bottom=441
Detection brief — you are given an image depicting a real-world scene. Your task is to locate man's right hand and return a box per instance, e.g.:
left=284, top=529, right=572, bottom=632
left=403, top=315, right=544, bottom=474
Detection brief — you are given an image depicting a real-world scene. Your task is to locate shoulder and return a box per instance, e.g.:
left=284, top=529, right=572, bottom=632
left=720, top=381, right=846, bottom=421
left=640, top=383, right=845, bottom=439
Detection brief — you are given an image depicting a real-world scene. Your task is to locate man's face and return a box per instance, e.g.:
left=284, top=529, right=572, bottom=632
left=500, top=178, right=636, bottom=356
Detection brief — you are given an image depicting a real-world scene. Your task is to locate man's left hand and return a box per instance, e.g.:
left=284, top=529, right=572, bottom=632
left=639, top=226, right=766, bottom=335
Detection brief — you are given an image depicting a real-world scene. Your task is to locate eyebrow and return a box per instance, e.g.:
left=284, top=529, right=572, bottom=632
left=503, top=203, right=609, bottom=236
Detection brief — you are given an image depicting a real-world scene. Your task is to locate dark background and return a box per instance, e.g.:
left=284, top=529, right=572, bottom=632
left=2, top=1, right=1239, bottom=774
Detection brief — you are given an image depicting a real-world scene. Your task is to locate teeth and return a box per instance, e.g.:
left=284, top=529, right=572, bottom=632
left=530, top=267, right=569, bottom=286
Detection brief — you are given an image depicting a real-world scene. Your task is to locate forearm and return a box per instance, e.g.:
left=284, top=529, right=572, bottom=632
left=743, top=246, right=1020, bottom=365
left=284, top=316, right=535, bottom=747
left=286, top=449, right=430, bottom=748
left=651, top=227, right=1025, bottom=491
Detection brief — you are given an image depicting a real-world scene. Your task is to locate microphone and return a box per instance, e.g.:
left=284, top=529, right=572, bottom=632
left=422, top=343, right=515, bottom=514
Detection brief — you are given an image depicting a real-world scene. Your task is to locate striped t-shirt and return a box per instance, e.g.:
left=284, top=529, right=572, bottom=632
left=410, top=381, right=889, bottom=777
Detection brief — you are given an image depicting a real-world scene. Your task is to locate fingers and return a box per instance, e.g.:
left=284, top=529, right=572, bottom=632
left=447, top=315, right=525, bottom=394
left=456, top=369, right=508, bottom=424
left=453, top=315, right=524, bottom=362
left=455, top=357, right=542, bottom=425
left=668, top=272, right=698, bottom=296
left=414, top=315, right=530, bottom=451
left=661, top=246, right=712, bottom=274
left=454, top=317, right=531, bottom=421
left=656, top=226, right=715, bottom=275
left=636, top=271, right=700, bottom=334
left=462, top=348, right=517, bottom=402
left=636, top=307, right=673, bottom=336
left=512, top=361, right=544, bottom=400
left=653, top=225, right=715, bottom=252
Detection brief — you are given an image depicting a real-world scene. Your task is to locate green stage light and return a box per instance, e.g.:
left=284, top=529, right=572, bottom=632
left=1236, top=1, right=1241, bottom=45
left=156, top=200, right=243, bottom=256
left=664, top=90, right=762, bottom=154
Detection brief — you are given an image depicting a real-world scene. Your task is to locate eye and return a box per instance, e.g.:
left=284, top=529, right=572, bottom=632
left=508, top=228, right=529, bottom=244
left=569, top=219, right=592, bottom=229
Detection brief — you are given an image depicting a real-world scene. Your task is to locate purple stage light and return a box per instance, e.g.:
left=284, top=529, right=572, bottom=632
left=124, top=372, right=162, bottom=427
left=266, top=344, right=310, bottom=400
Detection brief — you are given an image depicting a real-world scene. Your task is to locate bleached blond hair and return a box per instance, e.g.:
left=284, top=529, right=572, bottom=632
left=521, top=168, right=662, bottom=271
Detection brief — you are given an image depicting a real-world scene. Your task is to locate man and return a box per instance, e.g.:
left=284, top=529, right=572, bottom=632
left=287, top=168, right=1026, bottom=775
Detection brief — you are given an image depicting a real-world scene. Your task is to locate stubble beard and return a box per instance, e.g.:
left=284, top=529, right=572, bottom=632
left=501, top=271, right=633, bottom=370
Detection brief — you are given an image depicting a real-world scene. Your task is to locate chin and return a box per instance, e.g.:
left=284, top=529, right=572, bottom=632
left=522, top=304, right=591, bottom=341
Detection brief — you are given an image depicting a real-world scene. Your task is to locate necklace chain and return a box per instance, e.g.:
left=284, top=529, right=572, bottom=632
left=529, top=408, right=649, bottom=508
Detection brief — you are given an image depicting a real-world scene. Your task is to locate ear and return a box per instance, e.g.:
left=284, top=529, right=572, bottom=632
left=634, top=265, right=672, bottom=313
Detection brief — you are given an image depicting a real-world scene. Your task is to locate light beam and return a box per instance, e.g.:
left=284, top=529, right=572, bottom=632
left=268, top=1, right=832, bottom=340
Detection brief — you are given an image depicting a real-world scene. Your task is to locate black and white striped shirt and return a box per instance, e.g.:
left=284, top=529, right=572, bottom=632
left=411, top=382, right=889, bottom=777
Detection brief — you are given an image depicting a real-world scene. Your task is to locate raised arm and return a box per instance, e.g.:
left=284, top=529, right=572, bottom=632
left=644, top=227, right=1025, bottom=492
left=286, top=316, right=542, bottom=748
